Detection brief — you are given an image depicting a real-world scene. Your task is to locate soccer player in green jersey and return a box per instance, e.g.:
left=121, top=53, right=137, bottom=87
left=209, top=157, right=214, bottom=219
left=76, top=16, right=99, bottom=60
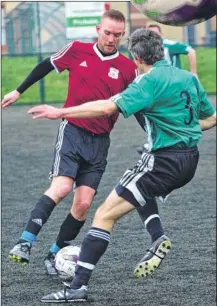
left=147, top=24, right=197, bottom=75
left=28, top=28, right=216, bottom=303
left=137, top=23, right=198, bottom=155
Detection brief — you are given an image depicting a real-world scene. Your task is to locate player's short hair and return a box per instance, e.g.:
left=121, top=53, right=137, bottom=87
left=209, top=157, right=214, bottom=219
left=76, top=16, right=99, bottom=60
left=147, top=24, right=162, bottom=33
left=128, top=28, right=164, bottom=65
left=101, top=9, right=126, bottom=24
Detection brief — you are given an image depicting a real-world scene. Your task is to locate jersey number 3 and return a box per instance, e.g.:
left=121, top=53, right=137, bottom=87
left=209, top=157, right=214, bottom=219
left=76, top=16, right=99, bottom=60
left=180, top=90, right=193, bottom=125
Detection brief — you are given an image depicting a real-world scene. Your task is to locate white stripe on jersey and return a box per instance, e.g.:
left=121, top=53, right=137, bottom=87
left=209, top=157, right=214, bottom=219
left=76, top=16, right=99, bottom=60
left=145, top=116, right=153, bottom=151
left=134, top=74, right=143, bottom=84
left=50, top=42, right=74, bottom=73
left=51, top=42, right=74, bottom=60
left=135, top=68, right=139, bottom=78
left=134, top=68, right=154, bottom=84
left=111, top=94, right=122, bottom=103
left=50, top=57, right=60, bottom=74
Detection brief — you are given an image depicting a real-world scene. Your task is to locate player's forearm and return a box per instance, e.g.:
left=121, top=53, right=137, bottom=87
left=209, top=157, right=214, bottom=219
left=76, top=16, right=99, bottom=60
left=199, top=112, right=217, bottom=131
left=59, top=99, right=118, bottom=118
left=17, top=57, right=54, bottom=94
left=188, top=49, right=197, bottom=74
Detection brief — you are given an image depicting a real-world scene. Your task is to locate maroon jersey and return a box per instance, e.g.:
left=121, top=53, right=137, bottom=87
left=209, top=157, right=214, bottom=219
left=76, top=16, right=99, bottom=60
left=50, top=41, right=138, bottom=134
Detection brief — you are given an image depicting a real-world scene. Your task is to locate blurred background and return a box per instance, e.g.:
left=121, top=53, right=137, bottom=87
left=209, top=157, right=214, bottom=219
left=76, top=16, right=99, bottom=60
left=1, top=1, right=216, bottom=104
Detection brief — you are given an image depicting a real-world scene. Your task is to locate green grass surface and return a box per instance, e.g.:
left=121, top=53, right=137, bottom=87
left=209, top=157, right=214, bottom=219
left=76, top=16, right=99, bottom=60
left=181, top=48, right=216, bottom=93
left=1, top=48, right=216, bottom=105
left=2, top=56, right=68, bottom=104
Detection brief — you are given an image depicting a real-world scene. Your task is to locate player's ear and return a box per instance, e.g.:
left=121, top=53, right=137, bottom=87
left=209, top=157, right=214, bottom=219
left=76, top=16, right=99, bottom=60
left=138, top=57, right=144, bottom=64
left=133, top=55, right=143, bottom=67
left=96, top=24, right=100, bottom=34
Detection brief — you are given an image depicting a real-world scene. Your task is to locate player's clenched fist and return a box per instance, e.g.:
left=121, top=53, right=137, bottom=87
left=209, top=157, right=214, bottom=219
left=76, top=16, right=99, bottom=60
left=1, top=90, right=20, bottom=108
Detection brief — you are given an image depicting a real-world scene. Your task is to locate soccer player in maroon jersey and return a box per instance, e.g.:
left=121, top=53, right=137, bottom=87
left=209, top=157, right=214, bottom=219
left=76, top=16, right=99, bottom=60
left=2, top=9, right=137, bottom=275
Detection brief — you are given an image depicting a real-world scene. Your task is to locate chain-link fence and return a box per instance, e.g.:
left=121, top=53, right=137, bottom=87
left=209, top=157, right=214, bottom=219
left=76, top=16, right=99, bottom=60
left=2, top=2, right=216, bottom=104
left=5, top=2, right=67, bottom=55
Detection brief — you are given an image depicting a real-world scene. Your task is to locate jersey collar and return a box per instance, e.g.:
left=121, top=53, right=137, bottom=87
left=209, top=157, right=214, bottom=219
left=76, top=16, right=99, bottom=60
left=153, top=60, right=169, bottom=67
left=93, top=43, right=119, bottom=61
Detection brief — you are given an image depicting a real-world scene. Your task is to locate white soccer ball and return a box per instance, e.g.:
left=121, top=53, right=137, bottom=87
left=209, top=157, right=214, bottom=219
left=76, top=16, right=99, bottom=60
left=55, top=245, right=80, bottom=281
left=131, top=0, right=217, bottom=26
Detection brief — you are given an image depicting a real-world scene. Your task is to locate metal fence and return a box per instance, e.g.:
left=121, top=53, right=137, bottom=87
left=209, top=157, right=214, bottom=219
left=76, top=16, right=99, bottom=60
left=5, top=2, right=67, bottom=55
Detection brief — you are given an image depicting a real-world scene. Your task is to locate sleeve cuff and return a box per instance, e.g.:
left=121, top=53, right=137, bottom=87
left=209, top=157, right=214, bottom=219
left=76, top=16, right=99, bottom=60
left=50, top=56, right=61, bottom=74
left=113, top=98, right=130, bottom=118
left=200, top=108, right=215, bottom=120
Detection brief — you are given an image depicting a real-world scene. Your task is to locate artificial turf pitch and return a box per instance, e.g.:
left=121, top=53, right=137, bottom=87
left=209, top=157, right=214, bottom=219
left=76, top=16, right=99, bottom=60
left=1, top=98, right=216, bottom=306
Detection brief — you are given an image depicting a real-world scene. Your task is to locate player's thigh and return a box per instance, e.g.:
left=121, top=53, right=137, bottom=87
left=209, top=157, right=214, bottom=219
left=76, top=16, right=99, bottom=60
left=75, top=134, right=110, bottom=191
left=75, top=170, right=105, bottom=194
left=50, top=120, right=81, bottom=179
left=94, top=189, right=135, bottom=223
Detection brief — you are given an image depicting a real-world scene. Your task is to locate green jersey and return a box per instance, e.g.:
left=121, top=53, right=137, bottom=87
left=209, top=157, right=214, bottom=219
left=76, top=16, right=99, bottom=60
left=112, top=60, right=215, bottom=151
left=163, top=39, right=192, bottom=68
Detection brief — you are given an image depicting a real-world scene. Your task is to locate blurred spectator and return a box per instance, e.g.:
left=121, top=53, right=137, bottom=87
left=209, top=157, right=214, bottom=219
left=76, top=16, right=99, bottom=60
left=147, top=24, right=197, bottom=77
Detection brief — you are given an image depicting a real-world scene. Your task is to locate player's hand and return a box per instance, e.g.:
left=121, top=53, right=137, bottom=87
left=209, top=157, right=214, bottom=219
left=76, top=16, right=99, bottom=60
left=1, top=90, right=20, bottom=108
left=28, top=105, right=62, bottom=120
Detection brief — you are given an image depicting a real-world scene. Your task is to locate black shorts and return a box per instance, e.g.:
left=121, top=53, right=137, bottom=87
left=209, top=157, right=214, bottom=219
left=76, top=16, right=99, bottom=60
left=50, top=120, right=110, bottom=191
left=115, top=146, right=199, bottom=208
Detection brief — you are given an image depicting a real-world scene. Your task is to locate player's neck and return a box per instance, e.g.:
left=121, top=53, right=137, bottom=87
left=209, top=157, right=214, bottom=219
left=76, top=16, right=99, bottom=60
left=144, top=65, right=153, bottom=73
left=139, top=64, right=153, bottom=74
left=96, top=43, right=117, bottom=57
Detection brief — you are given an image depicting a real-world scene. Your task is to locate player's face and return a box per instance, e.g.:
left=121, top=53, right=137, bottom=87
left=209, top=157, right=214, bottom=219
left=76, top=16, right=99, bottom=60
left=96, top=18, right=125, bottom=54
left=132, top=56, right=145, bottom=74
left=148, top=27, right=162, bottom=37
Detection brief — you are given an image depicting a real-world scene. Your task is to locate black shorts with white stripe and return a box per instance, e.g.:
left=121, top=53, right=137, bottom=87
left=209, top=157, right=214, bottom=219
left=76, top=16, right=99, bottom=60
left=115, top=145, right=199, bottom=208
left=49, top=120, right=110, bottom=191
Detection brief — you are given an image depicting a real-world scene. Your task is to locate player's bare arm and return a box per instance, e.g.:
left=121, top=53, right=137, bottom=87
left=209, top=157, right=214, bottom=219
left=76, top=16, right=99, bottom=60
left=199, top=112, right=217, bottom=131
left=188, top=48, right=197, bottom=76
left=28, top=99, right=118, bottom=120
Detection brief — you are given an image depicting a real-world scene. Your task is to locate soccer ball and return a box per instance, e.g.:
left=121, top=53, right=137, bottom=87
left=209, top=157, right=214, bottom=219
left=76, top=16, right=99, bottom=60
left=55, top=245, right=80, bottom=281
left=131, top=0, right=217, bottom=26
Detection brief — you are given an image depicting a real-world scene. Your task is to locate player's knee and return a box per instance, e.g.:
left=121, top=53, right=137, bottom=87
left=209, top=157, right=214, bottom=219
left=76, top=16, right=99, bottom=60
left=48, top=183, right=72, bottom=201
left=71, top=200, right=91, bottom=219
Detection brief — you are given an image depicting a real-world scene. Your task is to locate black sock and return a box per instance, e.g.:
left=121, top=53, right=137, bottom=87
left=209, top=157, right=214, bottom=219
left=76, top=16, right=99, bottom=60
left=70, top=227, right=110, bottom=289
left=56, top=213, right=85, bottom=249
left=18, top=195, right=56, bottom=244
left=137, top=198, right=164, bottom=243
left=145, top=215, right=164, bottom=243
